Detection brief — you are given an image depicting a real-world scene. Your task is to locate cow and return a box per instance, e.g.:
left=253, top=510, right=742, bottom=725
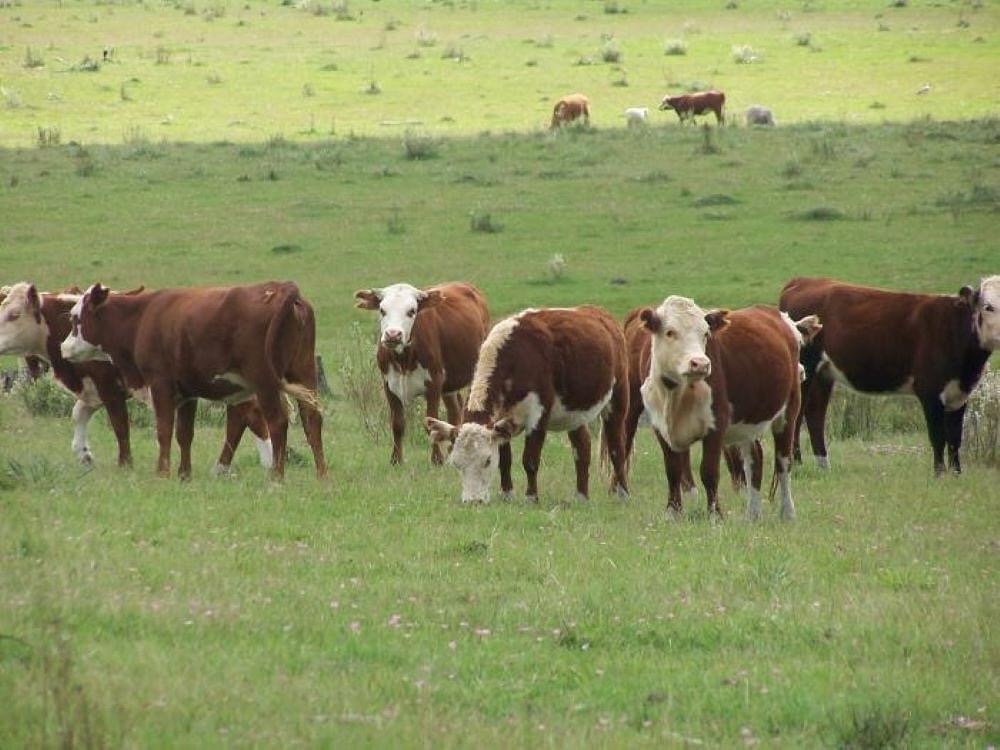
left=60, top=281, right=325, bottom=480
left=659, top=89, right=726, bottom=124
left=0, top=282, right=273, bottom=472
left=745, top=104, right=775, bottom=126
left=353, top=282, right=490, bottom=466
left=623, top=300, right=807, bottom=520
left=624, top=107, right=649, bottom=126
left=780, top=275, right=1000, bottom=475
left=550, top=93, right=590, bottom=129
left=424, top=306, right=630, bottom=504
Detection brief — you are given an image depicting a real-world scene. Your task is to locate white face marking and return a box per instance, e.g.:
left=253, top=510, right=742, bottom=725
left=448, top=423, right=502, bottom=503
left=60, top=289, right=109, bottom=362
left=374, top=283, right=425, bottom=351
left=648, top=296, right=712, bottom=385
left=939, top=379, right=969, bottom=411
left=468, top=315, right=521, bottom=412
left=977, top=275, right=1000, bottom=350
left=386, top=363, right=429, bottom=404
left=0, top=282, right=49, bottom=357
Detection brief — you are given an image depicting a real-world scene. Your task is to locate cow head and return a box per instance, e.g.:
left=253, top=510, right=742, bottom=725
left=965, top=275, right=1000, bottom=350
left=659, top=95, right=678, bottom=112
left=354, top=283, right=444, bottom=352
left=641, top=296, right=729, bottom=387
left=0, top=282, right=48, bottom=357
left=60, top=283, right=112, bottom=362
left=425, top=416, right=515, bottom=503
left=780, top=311, right=823, bottom=347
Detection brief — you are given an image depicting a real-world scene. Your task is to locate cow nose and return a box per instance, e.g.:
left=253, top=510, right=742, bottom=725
left=383, top=328, right=403, bottom=342
left=688, top=357, right=711, bottom=377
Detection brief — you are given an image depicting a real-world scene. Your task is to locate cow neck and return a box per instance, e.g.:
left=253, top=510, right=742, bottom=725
left=93, top=295, right=145, bottom=389
left=383, top=342, right=419, bottom=372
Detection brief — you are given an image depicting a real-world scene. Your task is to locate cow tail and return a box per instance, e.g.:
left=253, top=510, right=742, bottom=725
left=265, top=284, right=321, bottom=413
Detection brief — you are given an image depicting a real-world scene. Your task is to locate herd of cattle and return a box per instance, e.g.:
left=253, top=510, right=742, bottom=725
left=550, top=89, right=774, bottom=129
left=1, top=274, right=997, bottom=515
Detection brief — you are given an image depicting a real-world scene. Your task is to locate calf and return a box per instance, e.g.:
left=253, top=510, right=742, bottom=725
left=550, top=93, right=590, bottom=129
left=354, top=282, right=490, bottom=465
left=61, top=282, right=325, bottom=480
left=659, top=90, right=726, bottom=124
left=425, top=306, right=630, bottom=504
left=780, top=275, right=1000, bottom=474
left=0, top=282, right=272, bottom=471
left=624, top=107, right=649, bottom=126
left=624, top=300, right=804, bottom=519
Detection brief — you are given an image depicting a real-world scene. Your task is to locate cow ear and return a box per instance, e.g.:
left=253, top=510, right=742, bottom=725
left=418, top=289, right=444, bottom=311
left=120, top=285, right=145, bottom=296
left=424, top=417, right=457, bottom=444
left=957, top=285, right=976, bottom=307
left=492, top=418, right=515, bottom=444
left=795, top=314, right=823, bottom=343
left=26, top=284, right=42, bottom=322
left=639, top=308, right=661, bottom=333
left=90, top=284, right=110, bottom=308
left=62, top=285, right=83, bottom=295
left=705, top=309, right=730, bottom=332
left=354, top=289, right=381, bottom=310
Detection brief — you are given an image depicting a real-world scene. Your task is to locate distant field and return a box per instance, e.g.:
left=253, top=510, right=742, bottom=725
left=1, top=1, right=999, bottom=747
left=1, top=0, right=998, bottom=146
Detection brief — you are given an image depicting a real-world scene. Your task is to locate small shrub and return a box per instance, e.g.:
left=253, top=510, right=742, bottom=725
left=603, top=1, right=626, bottom=14
left=302, top=82, right=315, bottom=97
left=36, top=126, right=60, bottom=147
left=271, top=243, right=302, bottom=254
left=384, top=18, right=400, bottom=31
left=725, top=0, right=738, bottom=8
left=699, top=125, right=721, bottom=154
left=470, top=209, right=503, bottom=234
left=155, top=46, right=170, bottom=65
left=122, top=125, right=147, bottom=145
left=834, top=704, right=910, bottom=749
left=386, top=210, right=406, bottom=235
left=611, top=73, right=628, bottom=87
left=964, top=368, right=1000, bottom=467
left=402, top=129, right=438, bottom=160
left=796, top=205, right=846, bottom=221
left=547, top=253, right=566, bottom=281
left=206, top=71, right=223, bottom=85
left=888, top=0, right=907, bottom=6
left=869, top=101, right=886, bottom=109
left=535, top=34, right=554, bottom=48
left=731, top=44, right=759, bottom=64
left=664, top=39, right=687, bottom=56
left=332, top=0, right=353, bottom=21
left=338, top=321, right=388, bottom=443
left=416, top=27, right=438, bottom=47
left=795, top=32, right=812, bottom=47
left=15, top=375, right=74, bottom=417
left=601, top=41, right=622, bottom=63
left=70, top=55, right=100, bottom=72
left=2, top=86, right=22, bottom=109
left=441, top=43, right=467, bottom=62
left=781, top=159, right=802, bottom=178
left=364, top=79, right=381, bottom=95
left=23, top=45, right=44, bottom=68
left=693, top=193, right=739, bottom=207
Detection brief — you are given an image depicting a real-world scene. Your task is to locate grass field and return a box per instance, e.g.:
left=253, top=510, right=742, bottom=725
left=2, top=0, right=999, bottom=747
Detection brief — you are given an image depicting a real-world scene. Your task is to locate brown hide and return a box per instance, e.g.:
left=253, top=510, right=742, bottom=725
left=76, top=281, right=324, bottom=479
left=779, top=276, right=991, bottom=473
left=660, top=89, right=726, bottom=123
left=550, top=93, right=590, bottom=128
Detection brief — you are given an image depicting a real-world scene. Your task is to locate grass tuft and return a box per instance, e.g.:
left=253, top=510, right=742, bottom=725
left=795, top=205, right=846, bottom=221
left=470, top=209, right=503, bottom=233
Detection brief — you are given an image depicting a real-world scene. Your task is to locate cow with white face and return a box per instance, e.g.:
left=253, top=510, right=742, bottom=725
left=355, top=282, right=490, bottom=465
left=425, top=306, right=631, bottom=505
left=624, top=298, right=805, bottom=519
left=976, top=275, right=1000, bottom=350
left=2, top=281, right=271, bottom=472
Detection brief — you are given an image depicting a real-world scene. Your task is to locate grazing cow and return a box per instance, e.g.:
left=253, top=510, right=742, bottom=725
left=60, top=282, right=325, bottom=480
left=659, top=90, right=726, bottom=124
left=745, top=104, right=775, bottom=126
left=624, top=107, right=649, bottom=126
left=780, top=275, right=1000, bottom=475
left=425, top=306, right=630, bottom=504
left=0, top=282, right=272, bottom=471
left=354, top=282, right=490, bottom=465
left=624, top=300, right=805, bottom=519
left=550, top=93, right=590, bottom=129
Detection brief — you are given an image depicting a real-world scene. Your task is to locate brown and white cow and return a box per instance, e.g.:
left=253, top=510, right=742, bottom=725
left=780, top=275, right=1000, bottom=475
left=550, top=93, right=590, bottom=129
left=425, top=306, right=630, bottom=504
left=354, top=282, right=490, bottom=465
left=0, top=282, right=273, bottom=472
left=659, top=90, right=726, bottom=124
left=60, top=281, right=325, bottom=480
left=624, top=300, right=806, bottom=519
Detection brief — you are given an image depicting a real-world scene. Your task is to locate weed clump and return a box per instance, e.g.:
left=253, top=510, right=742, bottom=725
left=36, top=126, right=61, bottom=147
left=965, top=369, right=1000, bottom=467
left=470, top=209, right=503, bottom=234
left=664, top=39, right=687, bottom=55
left=834, top=704, right=910, bottom=749
left=731, top=44, right=759, bottom=64
left=402, top=130, right=438, bottom=160
left=601, top=41, right=622, bottom=63
left=693, top=193, right=739, bottom=207
left=14, top=375, right=74, bottom=417
left=23, top=45, right=44, bottom=68
left=796, top=206, right=846, bottom=221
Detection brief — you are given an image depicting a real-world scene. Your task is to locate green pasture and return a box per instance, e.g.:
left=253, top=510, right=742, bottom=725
left=1, top=0, right=999, bottom=747
left=1, top=0, right=998, bottom=147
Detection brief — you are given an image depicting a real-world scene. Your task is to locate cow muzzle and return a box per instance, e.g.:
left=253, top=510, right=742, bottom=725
left=382, top=329, right=406, bottom=349
left=684, top=356, right=711, bottom=381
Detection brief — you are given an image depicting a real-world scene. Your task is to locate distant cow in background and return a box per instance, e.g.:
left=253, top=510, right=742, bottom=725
left=354, top=282, right=490, bottom=466
left=551, top=93, right=590, bottom=129
left=745, top=105, right=775, bottom=126
left=624, top=107, right=648, bottom=126
left=659, top=90, right=725, bottom=124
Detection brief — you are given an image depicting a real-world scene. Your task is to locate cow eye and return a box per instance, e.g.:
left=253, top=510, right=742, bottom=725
left=484, top=457, right=491, bottom=468
left=986, top=304, right=996, bottom=313
left=665, top=329, right=676, bottom=339
left=407, top=308, right=416, bottom=318
left=378, top=307, right=386, bottom=316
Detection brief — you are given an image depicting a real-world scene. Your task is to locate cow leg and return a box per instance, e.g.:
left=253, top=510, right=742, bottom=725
left=603, top=379, right=631, bottom=498
left=70, top=399, right=98, bottom=466
left=150, top=384, right=176, bottom=477
left=443, top=391, right=462, bottom=426
left=297, top=397, right=326, bottom=479
left=568, top=426, right=591, bottom=502
left=803, top=373, right=834, bottom=469
left=944, top=405, right=966, bottom=474
left=681, top=450, right=698, bottom=496
left=737, top=442, right=763, bottom=521
left=522, top=429, right=547, bottom=502
left=623, top=389, right=643, bottom=465
left=919, top=396, right=948, bottom=475
left=175, top=398, right=197, bottom=481
left=656, top=433, right=687, bottom=516
left=724, top=445, right=745, bottom=491
left=242, top=401, right=274, bottom=470
left=104, top=396, right=132, bottom=468
left=425, top=382, right=445, bottom=466
left=258, top=391, right=289, bottom=480
left=213, top=403, right=257, bottom=476
left=385, top=383, right=405, bottom=465
left=700, top=430, right=724, bottom=518
left=499, top=442, right=514, bottom=500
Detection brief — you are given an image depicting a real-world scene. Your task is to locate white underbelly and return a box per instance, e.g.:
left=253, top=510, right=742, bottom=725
left=386, top=364, right=429, bottom=404
left=214, top=371, right=256, bottom=405
left=724, top=418, right=775, bottom=447
left=547, top=387, right=614, bottom=432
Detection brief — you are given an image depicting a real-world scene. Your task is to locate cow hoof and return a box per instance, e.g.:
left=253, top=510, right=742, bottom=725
left=575, top=492, right=588, bottom=503
left=525, top=494, right=539, bottom=504
left=816, top=456, right=830, bottom=470
left=77, top=451, right=94, bottom=466
left=666, top=506, right=682, bottom=520
left=211, top=462, right=232, bottom=478
left=390, top=454, right=403, bottom=466
left=781, top=509, right=796, bottom=522
left=500, top=490, right=514, bottom=501
left=613, top=485, right=630, bottom=501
